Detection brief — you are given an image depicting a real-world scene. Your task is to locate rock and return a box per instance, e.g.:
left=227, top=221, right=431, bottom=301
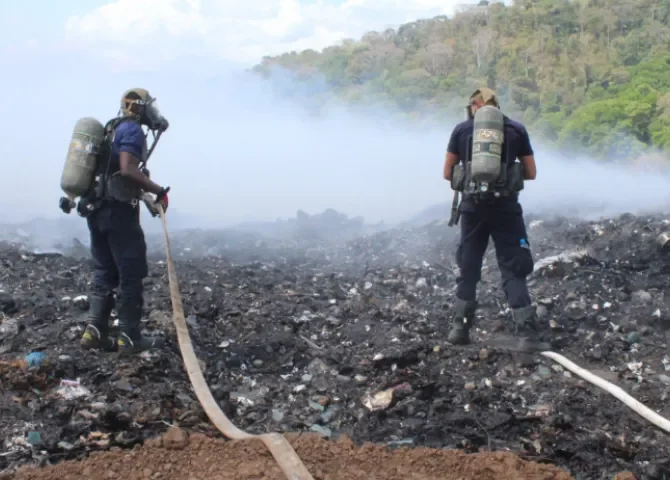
left=113, top=379, right=133, bottom=392
left=309, top=424, right=332, bottom=437
left=632, top=290, right=652, bottom=304
left=536, top=365, right=552, bottom=379
left=307, top=358, right=329, bottom=375
left=57, top=441, right=75, bottom=451
left=0, top=292, right=17, bottom=314
left=72, top=295, right=89, bottom=309
left=312, top=395, right=330, bottom=407
left=162, top=427, right=189, bottom=450
left=565, top=300, right=587, bottom=320
left=271, top=409, right=285, bottom=422
left=320, top=405, right=339, bottom=422
left=626, top=332, right=641, bottom=344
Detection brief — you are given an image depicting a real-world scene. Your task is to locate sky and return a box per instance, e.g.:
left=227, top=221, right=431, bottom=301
left=2, top=0, right=670, bottom=233
left=0, top=0, right=497, bottom=228
left=2, top=0, right=489, bottom=70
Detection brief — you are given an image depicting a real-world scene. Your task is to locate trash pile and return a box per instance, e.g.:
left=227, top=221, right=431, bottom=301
left=1, top=212, right=670, bottom=479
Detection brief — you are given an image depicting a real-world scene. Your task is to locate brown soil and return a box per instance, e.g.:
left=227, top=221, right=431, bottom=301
left=3, top=428, right=576, bottom=480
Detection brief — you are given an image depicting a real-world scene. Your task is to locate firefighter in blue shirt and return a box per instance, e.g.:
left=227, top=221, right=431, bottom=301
left=80, top=88, right=170, bottom=355
left=443, top=88, right=549, bottom=353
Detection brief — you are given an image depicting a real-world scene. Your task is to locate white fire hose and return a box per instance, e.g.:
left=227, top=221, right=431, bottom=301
left=541, top=351, right=670, bottom=433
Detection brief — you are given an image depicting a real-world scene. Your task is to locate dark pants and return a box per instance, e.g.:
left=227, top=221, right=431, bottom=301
left=455, top=208, right=534, bottom=309
left=87, top=202, right=148, bottom=312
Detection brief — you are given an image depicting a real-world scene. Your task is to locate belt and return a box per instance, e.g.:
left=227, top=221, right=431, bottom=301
left=467, top=190, right=516, bottom=204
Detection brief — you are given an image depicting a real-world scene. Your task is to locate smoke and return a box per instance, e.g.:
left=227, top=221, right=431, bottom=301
left=520, top=144, right=670, bottom=219
left=1, top=46, right=670, bottom=254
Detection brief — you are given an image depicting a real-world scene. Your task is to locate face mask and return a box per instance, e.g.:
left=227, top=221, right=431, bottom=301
left=137, top=96, right=169, bottom=131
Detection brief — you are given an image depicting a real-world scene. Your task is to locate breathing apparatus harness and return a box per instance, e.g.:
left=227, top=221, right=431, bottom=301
left=448, top=105, right=524, bottom=227
left=74, top=113, right=165, bottom=218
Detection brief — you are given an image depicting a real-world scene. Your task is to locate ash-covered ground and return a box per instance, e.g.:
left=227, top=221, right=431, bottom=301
left=1, top=209, right=670, bottom=480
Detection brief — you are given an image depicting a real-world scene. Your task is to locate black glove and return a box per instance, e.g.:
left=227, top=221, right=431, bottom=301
left=59, top=197, right=74, bottom=214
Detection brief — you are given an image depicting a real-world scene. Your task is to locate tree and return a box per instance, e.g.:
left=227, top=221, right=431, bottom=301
left=253, top=0, right=670, bottom=159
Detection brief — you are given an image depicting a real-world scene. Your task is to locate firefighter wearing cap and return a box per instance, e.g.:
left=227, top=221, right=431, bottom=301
left=442, top=88, right=547, bottom=353
left=79, top=88, right=170, bottom=355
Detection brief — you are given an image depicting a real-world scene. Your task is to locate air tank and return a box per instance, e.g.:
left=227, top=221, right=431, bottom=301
left=470, top=105, right=504, bottom=184
left=60, top=117, right=105, bottom=199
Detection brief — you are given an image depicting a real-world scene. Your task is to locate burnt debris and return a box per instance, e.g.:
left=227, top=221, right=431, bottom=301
left=1, top=210, right=670, bottom=480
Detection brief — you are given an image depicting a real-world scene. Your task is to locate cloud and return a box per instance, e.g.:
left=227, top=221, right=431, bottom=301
left=63, top=0, right=492, bottom=69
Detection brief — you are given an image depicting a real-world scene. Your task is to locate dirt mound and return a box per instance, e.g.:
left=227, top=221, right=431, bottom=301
left=5, top=429, right=573, bottom=480
left=2, top=213, right=670, bottom=479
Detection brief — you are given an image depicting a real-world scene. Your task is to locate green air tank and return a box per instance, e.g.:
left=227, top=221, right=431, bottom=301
left=60, top=117, right=105, bottom=200
left=471, top=105, right=504, bottom=184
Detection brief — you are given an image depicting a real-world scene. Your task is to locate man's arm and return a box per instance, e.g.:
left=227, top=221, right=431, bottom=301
left=119, top=152, right=164, bottom=194
left=517, top=127, right=537, bottom=180
left=117, top=125, right=164, bottom=194
left=519, top=155, right=536, bottom=180
left=444, top=152, right=459, bottom=180
left=443, top=128, right=460, bottom=180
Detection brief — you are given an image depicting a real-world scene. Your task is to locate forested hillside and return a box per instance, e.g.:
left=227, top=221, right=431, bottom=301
left=253, top=0, right=670, bottom=160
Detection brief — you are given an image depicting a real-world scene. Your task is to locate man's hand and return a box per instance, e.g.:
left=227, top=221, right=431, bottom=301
left=155, top=187, right=170, bottom=213
left=141, top=186, right=169, bottom=217
left=141, top=193, right=159, bottom=217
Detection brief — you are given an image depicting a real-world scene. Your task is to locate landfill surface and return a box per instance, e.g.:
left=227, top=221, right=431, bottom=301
left=1, top=209, right=669, bottom=480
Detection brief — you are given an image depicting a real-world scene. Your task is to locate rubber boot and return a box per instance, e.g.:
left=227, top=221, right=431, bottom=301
left=447, top=298, right=477, bottom=345
left=510, top=305, right=551, bottom=352
left=116, top=296, right=164, bottom=355
left=80, top=294, right=117, bottom=352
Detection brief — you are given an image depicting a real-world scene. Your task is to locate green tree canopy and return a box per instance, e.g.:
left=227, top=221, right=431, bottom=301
left=252, top=0, right=670, bottom=160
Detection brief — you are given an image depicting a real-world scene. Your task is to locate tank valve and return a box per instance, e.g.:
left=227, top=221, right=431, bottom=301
left=59, top=197, right=76, bottom=214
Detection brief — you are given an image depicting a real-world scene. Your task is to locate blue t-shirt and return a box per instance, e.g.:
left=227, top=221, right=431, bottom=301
left=110, top=120, right=147, bottom=174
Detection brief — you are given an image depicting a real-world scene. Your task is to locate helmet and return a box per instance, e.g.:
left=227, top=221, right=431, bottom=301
left=120, top=88, right=169, bottom=131
left=120, top=88, right=151, bottom=115
left=469, top=87, right=499, bottom=107
left=465, top=87, right=499, bottom=119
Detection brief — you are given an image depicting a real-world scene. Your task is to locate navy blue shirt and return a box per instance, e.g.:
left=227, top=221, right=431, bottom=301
left=447, top=115, right=533, bottom=213
left=110, top=120, right=147, bottom=174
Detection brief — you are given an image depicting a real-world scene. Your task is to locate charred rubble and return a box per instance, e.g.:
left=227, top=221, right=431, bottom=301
left=1, top=211, right=670, bottom=479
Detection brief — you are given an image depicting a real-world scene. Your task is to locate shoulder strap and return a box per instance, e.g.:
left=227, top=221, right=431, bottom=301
left=97, top=117, right=139, bottom=185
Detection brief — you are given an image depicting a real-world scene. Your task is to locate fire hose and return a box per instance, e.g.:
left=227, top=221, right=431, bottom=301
left=157, top=205, right=315, bottom=480
left=155, top=201, right=670, bottom=477
left=540, top=351, right=670, bottom=433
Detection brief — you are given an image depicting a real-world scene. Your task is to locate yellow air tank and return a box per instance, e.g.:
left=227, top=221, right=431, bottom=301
left=60, top=117, right=105, bottom=201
